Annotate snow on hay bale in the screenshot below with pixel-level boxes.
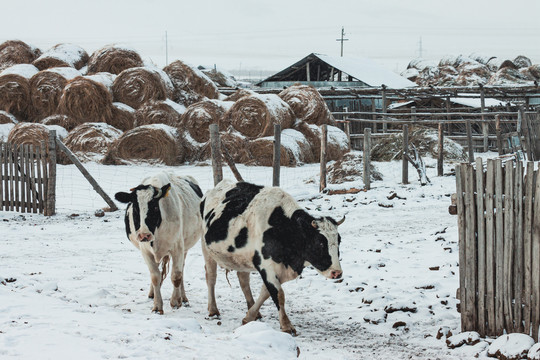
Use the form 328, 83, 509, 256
58, 76, 113, 124
370, 128, 468, 162
29, 67, 81, 121
221, 94, 295, 138
0, 40, 42, 72
455, 63, 491, 86
0, 64, 39, 120
278, 84, 335, 126
112, 66, 172, 109
220, 130, 251, 164
84, 72, 116, 92
103, 124, 185, 165
513, 55, 532, 69
488, 67, 534, 86
109, 102, 135, 132
163, 60, 219, 104
527, 64, 540, 79
200, 66, 238, 88
32, 43, 89, 71
134, 99, 185, 127
7, 123, 67, 151
87, 44, 143, 75
0, 123, 15, 142
0, 110, 18, 124
247, 136, 296, 167
223, 88, 256, 102
293, 122, 349, 162
40, 114, 80, 131
63, 123, 122, 162
180, 99, 233, 143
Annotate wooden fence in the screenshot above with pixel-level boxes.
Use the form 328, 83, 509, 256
0, 140, 55, 215
456, 158, 540, 339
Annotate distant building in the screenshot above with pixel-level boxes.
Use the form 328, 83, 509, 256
257, 53, 415, 89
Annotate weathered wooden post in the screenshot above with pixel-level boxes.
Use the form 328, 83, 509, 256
446, 96, 452, 135
45, 130, 56, 216
481, 87, 489, 152
496, 115, 503, 156
411, 106, 417, 122
438, 123, 444, 176
363, 128, 371, 190
319, 124, 328, 192
402, 125, 409, 184
209, 124, 223, 186
466, 120, 474, 163
381, 86, 388, 133
371, 98, 377, 133
273, 124, 281, 187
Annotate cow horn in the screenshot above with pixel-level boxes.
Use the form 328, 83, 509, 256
311, 220, 318, 229
336, 216, 346, 226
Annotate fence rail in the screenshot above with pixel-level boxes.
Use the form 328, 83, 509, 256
456, 158, 540, 339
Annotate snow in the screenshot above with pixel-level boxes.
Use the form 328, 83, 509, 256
45, 67, 81, 80
529, 343, 540, 360
0, 151, 525, 359
113, 102, 135, 113
0, 123, 15, 141
35, 43, 87, 67
84, 72, 116, 91
0, 64, 39, 79
164, 98, 186, 115
487, 333, 535, 359
43, 124, 68, 139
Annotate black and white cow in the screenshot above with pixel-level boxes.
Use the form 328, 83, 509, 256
115, 172, 203, 314
200, 179, 344, 335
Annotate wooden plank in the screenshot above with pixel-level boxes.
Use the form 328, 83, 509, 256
320, 124, 328, 192
20, 145, 27, 213
45, 131, 57, 216
402, 125, 408, 185
524, 162, 534, 335
371, 98, 377, 133
25, 144, 32, 213
455, 164, 467, 331
36, 144, 44, 214
209, 124, 223, 186
13, 145, 19, 212
464, 163, 477, 331
466, 120, 474, 163
29, 145, 37, 213
272, 124, 281, 187
8, 142, 14, 211
481, 89, 488, 152
485, 159, 496, 335
496, 115, 503, 156
363, 128, 371, 190
3, 142, 8, 211
476, 158, 486, 335
40, 141, 48, 215
514, 161, 524, 332
0, 143, 3, 210
381, 88, 387, 133
495, 159, 505, 334
504, 162, 515, 332
532, 167, 540, 341
438, 123, 444, 176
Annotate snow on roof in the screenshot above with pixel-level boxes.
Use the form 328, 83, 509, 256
0, 64, 39, 78
388, 96, 508, 110
314, 53, 416, 88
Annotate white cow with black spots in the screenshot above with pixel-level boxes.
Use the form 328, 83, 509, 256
115, 172, 203, 314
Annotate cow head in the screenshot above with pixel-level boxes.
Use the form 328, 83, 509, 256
115, 183, 171, 243
301, 215, 345, 280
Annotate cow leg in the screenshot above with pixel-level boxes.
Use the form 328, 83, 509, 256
202, 243, 220, 317
170, 249, 185, 309
258, 268, 296, 336
243, 284, 269, 325
141, 251, 164, 314
237, 272, 262, 319
148, 285, 154, 299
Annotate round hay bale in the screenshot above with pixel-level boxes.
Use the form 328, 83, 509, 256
513, 55, 532, 69
528, 65, 540, 79
134, 99, 185, 127
498, 59, 518, 70
220, 130, 251, 164
103, 124, 185, 165
84, 73, 116, 92
0, 40, 42, 71
455, 63, 491, 86
163, 60, 220, 102
281, 128, 315, 164
87, 45, 144, 75
29, 67, 81, 121
488, 67, 534, 85
221, 94, 295, 138
180, 99, 233, 143
247, 137, 295, 167
0, 110, 18, 124
63, 123, 122, 162
32, 43, 89, 71
200, 67, 238, 87
110, 102, 135, 132
0, 64, 39, 120
112, 67, 171, 109
279, 84, 335, 126
58, 76, 113, 124
224, 88, 256, 102
7, 123, 67, 150
294, 122, 348, 162
40, 114, 80, 131
400, 68, 419, 82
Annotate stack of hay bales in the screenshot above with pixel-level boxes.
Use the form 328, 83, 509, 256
32, 43, 88, 71
87, 45, 143, 75
62, 123, 122, 162
0, 64, 39, 120
0, 40, 42, 72
164, 60, 219, 105
199, 66, 238, 87
279, 84, 335, 126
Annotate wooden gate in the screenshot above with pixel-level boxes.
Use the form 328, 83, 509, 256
0, 140, 55, 215
456, 158, 540, 339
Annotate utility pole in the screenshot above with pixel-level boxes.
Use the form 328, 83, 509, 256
417, 36, 423, 58
336, 26, 349, 57
165, 31, 169, 66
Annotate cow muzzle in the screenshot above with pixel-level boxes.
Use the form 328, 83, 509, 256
137, 232, 152, 242
330, 270, 342, 279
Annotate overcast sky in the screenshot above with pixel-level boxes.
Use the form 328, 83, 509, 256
2, 0, 539, 76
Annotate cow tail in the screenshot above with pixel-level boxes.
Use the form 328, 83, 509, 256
225, 269, 232, 287
161, 255, 170, 284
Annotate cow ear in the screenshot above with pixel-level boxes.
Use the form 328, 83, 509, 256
115, 192, 133, 203
311, 220, 319, 229
157, 183, 171, 200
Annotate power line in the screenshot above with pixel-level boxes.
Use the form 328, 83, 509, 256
336, 26, 349, 57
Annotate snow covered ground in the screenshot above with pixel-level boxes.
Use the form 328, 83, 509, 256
0, 154, 497, 359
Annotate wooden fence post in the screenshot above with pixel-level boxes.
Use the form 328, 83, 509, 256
402, 125, 408, 185
273, 124, 281, 187
496, 115, 503, 156
209, 124, 223, 186
371, 98, 377, 133
476, 158, 486, 336
532, 165, 540, 341
466, 120, 474, 163
363, 128, 371, 190
319, 124, 327, 192
381, 86, 388, 133
45, 130, 56, 216
485, 159, 496, 335
438, 123, 444, 176
481, 88, 489, 152
495, 159, 504, 334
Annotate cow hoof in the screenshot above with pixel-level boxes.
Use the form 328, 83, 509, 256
255, 312, 263, 320
152, 309, 164, 315
170, 299, 182, 309
282, 327, 297, 337
206, 314, 221, 320
182, 300, 190, 307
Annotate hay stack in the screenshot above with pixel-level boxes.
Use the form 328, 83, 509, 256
58, 76, 113, 124
32, 43, 89, 71
200, 67, 238, 87
279, 84, 335, 126
0, 110, 18, 124
163, 60, 219, 104
134, 99, 185, 127
29, 67, 81, 121
294, 122, 348, 162
488, 68, 534, 85
103, 124, 185, 165
327, 152, 382, 184
221, 94, 295, 138
528, 65, 540, 79
0, 40, 42, 71
109, 102, 135, 131
514, 55, 532, 69
220, 130, 251, 164
40, 114, 81, 131
0, 64, 39, 120
281, 128, 314, 164
455, 63, 491, 86
247, 137, 295, 167
87, 45, 144, 75
63, 123, 122, 162
180, 99, 233, 143
7, 123, 67, 149
84, 73, 116, 92
224, 88, 256, 102
112, 67, 171, 109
